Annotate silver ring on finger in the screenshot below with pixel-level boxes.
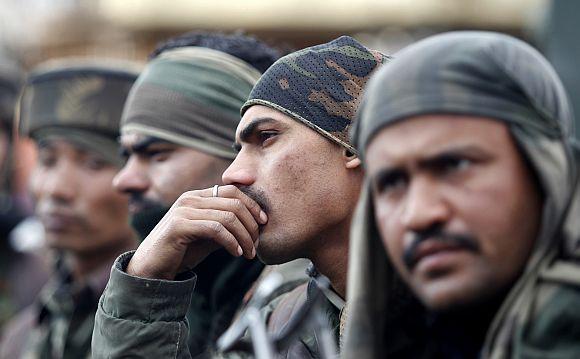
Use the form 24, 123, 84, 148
212, 184, 220, 198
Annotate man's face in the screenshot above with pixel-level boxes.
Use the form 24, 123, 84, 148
114, 133, 230, 214
366, 115, 542, 312
223, 105, 359, 264
31, 139, 134, 254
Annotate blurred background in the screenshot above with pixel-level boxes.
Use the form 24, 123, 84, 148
0, 0, 577, 236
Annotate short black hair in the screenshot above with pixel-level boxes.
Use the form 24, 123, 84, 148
149, 31, 281, 73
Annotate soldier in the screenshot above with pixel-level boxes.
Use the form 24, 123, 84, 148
343, 31, 580, 358
93, 36, 387, 358
0, 51, 48, 335
91, 33, 289, 358
0, 59, 140, 358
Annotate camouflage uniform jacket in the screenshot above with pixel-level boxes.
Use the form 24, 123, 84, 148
0, 259, 110, 359
92, 252, 334, 358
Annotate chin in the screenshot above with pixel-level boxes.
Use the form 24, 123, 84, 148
255, 236, 301, 265
415, 279, 485, 313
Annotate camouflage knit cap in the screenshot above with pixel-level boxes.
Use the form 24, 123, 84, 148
241, 36, 388, 154
121, 47, 262, 160
18, 58, 141, 166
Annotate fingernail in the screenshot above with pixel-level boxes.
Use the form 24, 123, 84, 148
251, 246, 256, 258
237, 246, 243, 256
254, 238, 260, 249
259, 210, 268, 224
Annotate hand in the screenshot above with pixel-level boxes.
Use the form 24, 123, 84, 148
127, 185, 268, 280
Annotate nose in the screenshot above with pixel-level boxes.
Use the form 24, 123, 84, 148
221, 152, 256, 186
36, 162, 77, 204
112, 157, 150, 195
401, 177, 450, 232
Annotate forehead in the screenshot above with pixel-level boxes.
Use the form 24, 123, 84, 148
366, 115, 511, 163
37, 137, 89, 153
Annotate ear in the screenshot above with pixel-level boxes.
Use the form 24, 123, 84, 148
344, 148, 362, 169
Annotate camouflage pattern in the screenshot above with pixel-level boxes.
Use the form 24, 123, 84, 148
344, 31, 580, 358
0, 260, 111, 359
92, 252, 309, 359
18, 58, 141, 165
121, 47, 262, 160
241, 36, 388, 154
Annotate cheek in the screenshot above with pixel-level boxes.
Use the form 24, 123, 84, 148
82, 172, 130, 226
374, 199, 407, 273
29, 168, 44, 200
445, 173, 538, 267
266, 148, 312, 198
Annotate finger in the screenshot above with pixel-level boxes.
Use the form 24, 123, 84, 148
184, 197, 259, 241
190, 185, 267, 224
185, 219, 243, 258
180, 208, 255, 258
216, 185, 267, 224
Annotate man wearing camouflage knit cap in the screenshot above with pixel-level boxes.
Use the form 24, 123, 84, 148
95, 35, 387, 358
0, 59, 140, 358
344, 31, 580, 358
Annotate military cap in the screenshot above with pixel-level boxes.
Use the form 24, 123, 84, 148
18, 58, 141, 165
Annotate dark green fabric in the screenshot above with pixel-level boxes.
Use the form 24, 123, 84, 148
93, 251, 266, 358
352, 31, 572, 158
242, 36, 388, 154
18, 59, 140, 165
2, 260, 110, 359
345, 31, 580, 359
0, 53, 21, 127
121, 47, 261, 159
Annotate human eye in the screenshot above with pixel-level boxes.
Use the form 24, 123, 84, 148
258, 130, 278, 147
84, 156, 109, 171
37, 150, 56, 168
374, 170, 408, 195
143, 148, 173, 162
433, 155, 473, 176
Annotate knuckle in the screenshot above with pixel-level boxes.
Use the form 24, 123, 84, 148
208, 221, 223, 235
222, 211, 237, 225
231, 199, 244, 212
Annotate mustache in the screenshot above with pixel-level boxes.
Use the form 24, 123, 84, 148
403, 226, 479, 271
238, 185, 271, 214
128, 193, 165, 213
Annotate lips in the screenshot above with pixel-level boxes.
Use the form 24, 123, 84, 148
39, 212, 80, 232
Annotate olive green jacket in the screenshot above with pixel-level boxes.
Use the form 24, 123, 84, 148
92, 252, 324, 358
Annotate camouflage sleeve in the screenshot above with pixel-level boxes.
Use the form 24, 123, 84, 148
92, 251, 196, 359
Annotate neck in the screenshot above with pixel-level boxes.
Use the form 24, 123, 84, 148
428, 292, 507, 355
308, 216, 351, 299
68, 236, 136, 283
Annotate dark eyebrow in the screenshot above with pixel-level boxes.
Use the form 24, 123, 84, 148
372, 166, 406, 188
119, 136, 169, 157
416, 146, 488, 171
233, 117, 279, 152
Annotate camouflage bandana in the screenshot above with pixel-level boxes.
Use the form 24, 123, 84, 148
345, 31, 580, 359
18, 58, 141, 166
353, 31, 573, 158
122, 47, 262, 160
241, 36, 388, 154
